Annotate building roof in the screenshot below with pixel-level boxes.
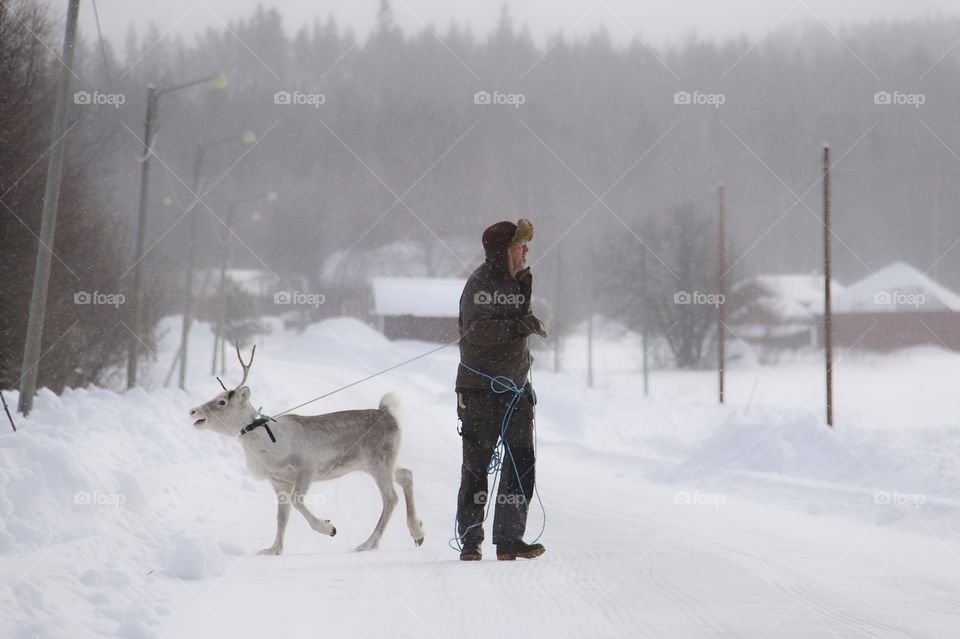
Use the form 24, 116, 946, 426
734, 274, 844, 321
321, 240, 477, 286
371, 277, 466, 318
832, 261, 960, 313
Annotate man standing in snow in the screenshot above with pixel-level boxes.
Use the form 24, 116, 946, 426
455, 218, 547, 561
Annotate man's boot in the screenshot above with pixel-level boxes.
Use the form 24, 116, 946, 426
460, 539, 482, 561
496, 540, 545, 560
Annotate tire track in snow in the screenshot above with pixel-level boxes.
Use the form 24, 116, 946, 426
645, 547, 742, 637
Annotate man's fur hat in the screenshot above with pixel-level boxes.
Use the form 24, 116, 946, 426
482, 218, 534, 251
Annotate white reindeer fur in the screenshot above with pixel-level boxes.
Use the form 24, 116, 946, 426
189, 379, 424, 554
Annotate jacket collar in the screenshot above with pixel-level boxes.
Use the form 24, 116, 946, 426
484, 246, 512, 279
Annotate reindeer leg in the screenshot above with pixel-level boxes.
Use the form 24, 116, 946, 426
291, 474, 336, 537
258, 480, 292, 555
394, 467, 425, 547
356, 469, 398, 551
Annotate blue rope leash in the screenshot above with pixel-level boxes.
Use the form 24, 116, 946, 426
450, 363, 546, 551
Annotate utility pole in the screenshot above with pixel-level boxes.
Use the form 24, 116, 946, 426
640, 242, 649, 397
126, 73, 224, 389
18, 0, 81, 415
212, 200, 237, 376
718, 183, 726, 405
587, 242, 595, 388
823, 145, 834, 428
126, 85, 158, 389
177, 145, 206, 389
553, 244, 563, 373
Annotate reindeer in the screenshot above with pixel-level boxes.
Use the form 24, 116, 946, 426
188, 344, 425, 554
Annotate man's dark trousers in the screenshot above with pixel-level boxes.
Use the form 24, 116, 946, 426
456, 385, 536, 546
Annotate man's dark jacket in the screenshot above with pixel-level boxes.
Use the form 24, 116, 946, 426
456, 248, 534, 390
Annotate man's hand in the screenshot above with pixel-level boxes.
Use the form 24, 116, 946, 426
518, 313, 547, 338
515, 267, 533, 298
515, 266, 532, 286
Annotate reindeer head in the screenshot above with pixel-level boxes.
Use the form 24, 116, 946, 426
189, 343, 258, 436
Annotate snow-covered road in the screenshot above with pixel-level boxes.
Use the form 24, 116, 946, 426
158, 440, 957, 638
2, 317, 958, 638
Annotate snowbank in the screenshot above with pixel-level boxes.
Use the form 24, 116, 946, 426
0, 383, 241, 637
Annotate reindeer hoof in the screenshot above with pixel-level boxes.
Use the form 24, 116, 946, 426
330, 526, 337, 537
414, 537, 424, 547
355, 542, 378, 552
257, 546, 282, 556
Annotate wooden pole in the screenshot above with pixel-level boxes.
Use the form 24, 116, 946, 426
587, 243, 595, 388
212, 200, 236, 376
823, 146, 834, 428
640, 243, 649, 397
127, 85, 158, 389
178, 145, 206, 389
553, 244, 563, 373
18, 0, 81, 414
718, 183, 726, 404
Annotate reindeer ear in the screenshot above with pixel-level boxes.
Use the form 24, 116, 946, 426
237, 386, 251, 402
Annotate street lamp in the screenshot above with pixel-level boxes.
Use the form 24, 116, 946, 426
126, 73, 226, 389
177, 131, 256, 390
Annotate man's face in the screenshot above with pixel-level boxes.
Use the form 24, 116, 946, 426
508, 243, 529, 274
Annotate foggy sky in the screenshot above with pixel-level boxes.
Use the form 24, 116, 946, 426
76, 0, 959, 54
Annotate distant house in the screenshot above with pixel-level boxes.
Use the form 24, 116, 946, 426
827, 262, 960, 351
319, 239, 477, 318
371, 277, 465, 342
730, 274, 844, 351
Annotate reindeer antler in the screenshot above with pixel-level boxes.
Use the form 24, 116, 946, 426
234, 341, 256, 389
